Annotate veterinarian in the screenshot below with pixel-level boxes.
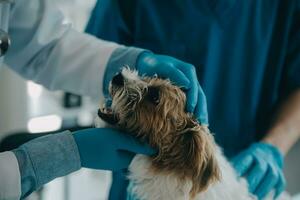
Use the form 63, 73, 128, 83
0, 0, 207, 199
87, 1, 300, 199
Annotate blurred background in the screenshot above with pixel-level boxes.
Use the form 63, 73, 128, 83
0, 0, 299, 200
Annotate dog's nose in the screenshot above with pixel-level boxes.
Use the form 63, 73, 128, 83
112, 73, 124, 86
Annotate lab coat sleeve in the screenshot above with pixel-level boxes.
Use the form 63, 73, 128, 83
4, 0, 121, 99
12, 131, 81, 199
0, 151, 21, 200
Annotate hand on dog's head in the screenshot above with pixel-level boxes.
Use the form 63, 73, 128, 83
98, 68, 221, 196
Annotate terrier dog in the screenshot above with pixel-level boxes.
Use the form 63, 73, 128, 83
96, 68, 289, 200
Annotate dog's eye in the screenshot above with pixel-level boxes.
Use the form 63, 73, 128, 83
146, 86, 160, 105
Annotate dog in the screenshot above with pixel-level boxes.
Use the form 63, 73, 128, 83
96, 68, 290, 200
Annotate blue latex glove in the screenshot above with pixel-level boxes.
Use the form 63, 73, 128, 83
231, 142, 286, 199
136, 52, 208, 124
73, 128, 155, 171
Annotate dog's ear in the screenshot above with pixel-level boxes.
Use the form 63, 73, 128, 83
182, 119, 221, 197
97, 108, 119, 125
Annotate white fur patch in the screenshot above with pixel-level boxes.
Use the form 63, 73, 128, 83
128, 148, 290, 200
121, 67, 140, 82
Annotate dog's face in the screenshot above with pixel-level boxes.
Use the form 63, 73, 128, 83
99, 68, 187, 143
98, 68, 220, 196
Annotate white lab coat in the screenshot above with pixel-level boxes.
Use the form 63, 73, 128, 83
0, 0, 121, 199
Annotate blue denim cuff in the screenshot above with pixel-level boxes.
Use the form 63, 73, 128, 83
13, 131, 81, 198
103, 47, 148, 99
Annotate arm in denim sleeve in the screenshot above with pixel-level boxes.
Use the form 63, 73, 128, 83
12, 131, 81, 199
103, 47, 149, 98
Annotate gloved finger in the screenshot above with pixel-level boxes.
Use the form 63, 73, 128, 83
174, 61, 199, 113
274, 171, 286, 199
182, 67, 198, 113
194, 83, 208, 124
254, 165, 278, 199
231, 153, 254, 177
142, 64, 191, 89
245, 158, 268, 193
118, 134, 157, 156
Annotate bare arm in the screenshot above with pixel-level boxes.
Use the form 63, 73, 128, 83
263, 89, 300, 155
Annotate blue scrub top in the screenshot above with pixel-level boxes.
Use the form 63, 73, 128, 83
86, 1, 300, 198
87, 0, 300, 156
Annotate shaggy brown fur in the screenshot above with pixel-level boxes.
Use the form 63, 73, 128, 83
98, 69, 221, 198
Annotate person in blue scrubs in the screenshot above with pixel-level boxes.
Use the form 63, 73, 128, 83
86, 1, 300, 199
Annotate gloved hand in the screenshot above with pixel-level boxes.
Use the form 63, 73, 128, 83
231, 142, 286, 199
136, 52, 208, 124
73, 128, 155, 171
